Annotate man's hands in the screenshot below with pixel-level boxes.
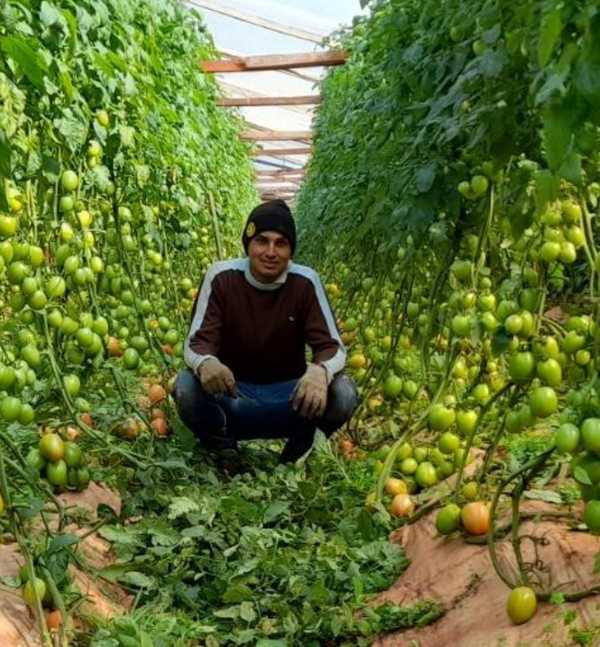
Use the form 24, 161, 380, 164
292, 363, 328, 419
198, 359, 328, 416
198, 358, 237, 397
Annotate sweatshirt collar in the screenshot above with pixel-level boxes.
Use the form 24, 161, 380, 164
244, 258, 290, 291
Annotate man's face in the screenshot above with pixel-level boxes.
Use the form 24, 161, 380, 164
248, 230, 292, 283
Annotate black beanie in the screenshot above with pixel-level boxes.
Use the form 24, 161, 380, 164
242, 200, 296, 255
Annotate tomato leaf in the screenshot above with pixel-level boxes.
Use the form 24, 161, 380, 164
0, 131, 11, 177
40, 2, 62, 27
0, 35, 48, 90
542, 103, 575, 171
0, 131, 9, 212
478, 50, 506, 78
222, 584, 253, 604
213, 606, 241, 620
15, 497, 45, 520
47, 533, 79, 551
41, 156, 60, 182
167, 496, 199, 520
538, 10, 563, 68
239, 601, 257, 623
573, 14, 600, 106
415, 164, 436, 194
573, 465, 592, 486
533, 170, 560, 213
558, 151, 583, 185
54, 107, 89, 151
491, 330, 512, 356
119, 571, 155, 589
523, 489, 562, 505
263, 500, 289, 524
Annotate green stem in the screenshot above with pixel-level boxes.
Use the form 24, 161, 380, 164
0, 454, 51, 646
487, 448, 555, 592
454, 382, 513, 496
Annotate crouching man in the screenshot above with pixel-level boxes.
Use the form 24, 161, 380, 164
173, 199, 358, 465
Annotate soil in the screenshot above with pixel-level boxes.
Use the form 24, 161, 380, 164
373, 499, 600, 647
0, 482, 131, 646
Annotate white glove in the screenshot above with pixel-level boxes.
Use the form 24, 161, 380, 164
292, 363, 328, 419
198, 358, 237, 397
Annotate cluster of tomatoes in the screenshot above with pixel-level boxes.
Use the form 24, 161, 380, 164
115, 381, 171, 440
19, 566, 64, 632
26, 432, 90, 492
0, 121, 205, 438
555, 416, 600, 533
324, 170, 600, 628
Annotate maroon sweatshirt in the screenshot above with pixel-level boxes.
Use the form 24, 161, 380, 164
184, 258, 346, 384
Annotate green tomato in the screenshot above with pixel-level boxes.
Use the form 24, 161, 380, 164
504, 314, 523, 335
122, 348, 140, 370
26, 448, 46, 471
554, 423, 580, 454
438, 432, 460, 454
429, 404, 455, 431
22, 577, 47, 607
456, 409, 478, 436
0, 396, 22, 421
508, 352, 536, 383
536, 358, 562, 387
46, 459, 68, 488
63, 441, 82, 468
63, 374, 81, 397
415, 461, 438, 488
436, 503, 462, 535
0, 215, 17, 238
529, 387, 558, 419
470, 175, 489, 195
61, 170, 79, 192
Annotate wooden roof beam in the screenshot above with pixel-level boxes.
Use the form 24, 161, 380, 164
259, 178, 300, 184
218, 95, 321, 107
241, 130, 313, 141
201, 51, 348, 73
254, 160, 303, 171
219, 49, 321, 84
261, 194, 297, 201
255, 170, 305, 177
218, 82, 318, 114
253, 150, 312, 159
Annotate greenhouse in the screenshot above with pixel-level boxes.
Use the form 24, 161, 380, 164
0, 0, 600, 645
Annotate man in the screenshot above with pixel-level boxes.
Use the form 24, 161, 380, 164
174, 199, 358, 466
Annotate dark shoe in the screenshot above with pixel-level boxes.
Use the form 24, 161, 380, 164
215, 448, 245, 476
199, 430, 238, 452
279, 432, 315, 464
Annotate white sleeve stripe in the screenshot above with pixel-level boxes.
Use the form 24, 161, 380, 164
183, 259, 246, 372
289, 263, 347, 376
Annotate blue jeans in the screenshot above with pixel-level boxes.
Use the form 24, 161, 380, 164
174, 369, 358, 460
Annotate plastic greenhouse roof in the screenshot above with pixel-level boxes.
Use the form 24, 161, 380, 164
186, 0, 366, 189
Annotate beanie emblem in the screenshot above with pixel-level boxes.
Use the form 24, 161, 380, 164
245, 222, 256, 238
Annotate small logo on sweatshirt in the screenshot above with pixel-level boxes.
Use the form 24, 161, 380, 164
289, 316, 295, 322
